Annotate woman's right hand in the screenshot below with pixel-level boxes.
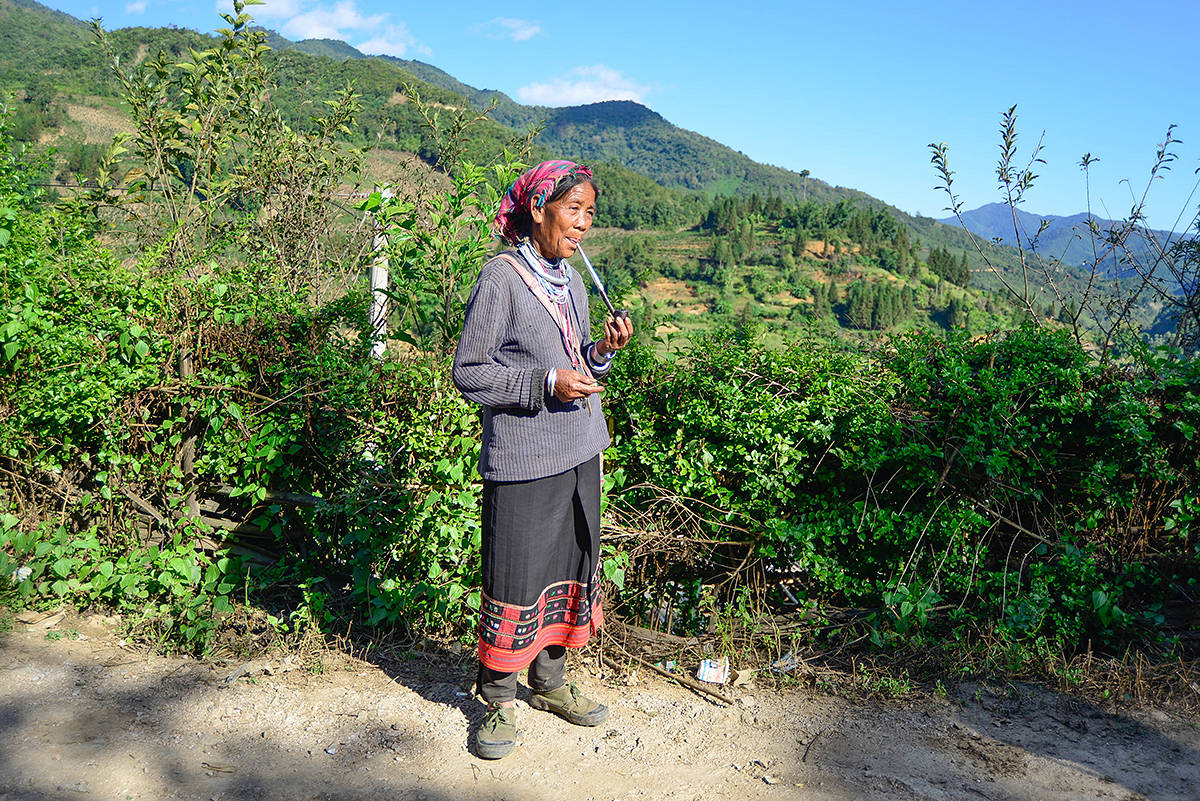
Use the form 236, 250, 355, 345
553, 369, 604, 402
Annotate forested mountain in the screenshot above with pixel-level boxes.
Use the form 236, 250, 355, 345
0, 0, 943, 222
258, 20, 866, 204
0, 0, 1151, 341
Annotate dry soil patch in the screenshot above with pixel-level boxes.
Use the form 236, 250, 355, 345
1, 612, 1197, 801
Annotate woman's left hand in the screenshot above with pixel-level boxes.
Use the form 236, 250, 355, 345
596, 314, 633, 357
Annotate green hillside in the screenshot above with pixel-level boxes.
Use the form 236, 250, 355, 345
0, 0, 1133, 342
0, 0, 95, 87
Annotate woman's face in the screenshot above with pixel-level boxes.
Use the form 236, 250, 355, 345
530, 182, 596, 261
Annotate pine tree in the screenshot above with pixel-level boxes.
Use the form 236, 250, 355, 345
871, 285, 887, 329
845, 281, 873, 328
947, 296, 968, 328
812, 284, 831, 318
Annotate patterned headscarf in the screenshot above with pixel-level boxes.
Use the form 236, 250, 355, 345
493, 160, 594, 245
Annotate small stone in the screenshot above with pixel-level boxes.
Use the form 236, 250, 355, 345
325, 746, 338, 755
55, 782, 90, 794
739, 696, 756, 708
763, 775, 779, 785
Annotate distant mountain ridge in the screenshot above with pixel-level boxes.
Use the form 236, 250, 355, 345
938, 202, 1187, 271
1, 0, 908, 212
0, 0, 1115, 299
5, 0, 1175, 335
257, 28, 867, 205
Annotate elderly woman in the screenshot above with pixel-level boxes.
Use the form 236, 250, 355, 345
452, 160, 633, 759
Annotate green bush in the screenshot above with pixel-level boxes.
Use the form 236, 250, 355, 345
606, 323, 1200, 652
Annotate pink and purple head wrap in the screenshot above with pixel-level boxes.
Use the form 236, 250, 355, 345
493, 160, 594, 245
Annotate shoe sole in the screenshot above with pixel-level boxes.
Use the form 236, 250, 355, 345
529, 695, 609, 727
475, 737, 516, 760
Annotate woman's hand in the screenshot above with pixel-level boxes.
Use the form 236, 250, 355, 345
554, 369, 604, 402
595, 314, 634, 358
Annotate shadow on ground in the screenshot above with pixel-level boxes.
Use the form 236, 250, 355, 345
0, 624, 538, 801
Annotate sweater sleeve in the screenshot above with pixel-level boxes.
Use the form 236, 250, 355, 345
452, 273, 548, 411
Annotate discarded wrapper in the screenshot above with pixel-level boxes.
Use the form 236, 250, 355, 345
695, 656, 730, 684
730, 668, 755, 687
653, 660, 677, 674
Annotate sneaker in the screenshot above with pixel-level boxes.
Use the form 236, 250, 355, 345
529, 683, 609, 727
475, 706, 517, 759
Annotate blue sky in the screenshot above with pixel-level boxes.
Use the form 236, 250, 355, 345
49, 0, 1200, 231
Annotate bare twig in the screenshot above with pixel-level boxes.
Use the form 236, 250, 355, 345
602, 650, 734, 705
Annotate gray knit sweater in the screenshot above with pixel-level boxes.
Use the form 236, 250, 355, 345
452, 250, 612, 482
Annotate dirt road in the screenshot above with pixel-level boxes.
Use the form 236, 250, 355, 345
1, 611, 1196, 800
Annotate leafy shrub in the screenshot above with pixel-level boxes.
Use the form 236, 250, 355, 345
0, 516, 240, 648
606, 323, 1200, 653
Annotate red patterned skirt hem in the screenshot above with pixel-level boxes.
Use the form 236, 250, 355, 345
478, 578, 604, 673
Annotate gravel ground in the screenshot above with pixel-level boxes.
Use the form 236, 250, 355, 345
1, 610, 1197, 801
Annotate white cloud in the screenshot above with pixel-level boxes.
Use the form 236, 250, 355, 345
215, 0, 304, 21
256, 0, 306, 19
281, 1, 385, 40
517, 65, 649, 107
124, 0, 147, 13
489, 17, 542, 42
357, 23, 430, 58
213, 1, 429, 55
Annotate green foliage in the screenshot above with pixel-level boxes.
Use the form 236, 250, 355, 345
0, 7, 369, 651
838, 280, 912, 330
607, 324, 1200, 653
1, 8, 504, 648
92, 4, 365, 288
927, 245, 970, 287
0, 519, 241, 649
323, 357, 483, 630
0, 169, 247, 650
362, 114, 524, 352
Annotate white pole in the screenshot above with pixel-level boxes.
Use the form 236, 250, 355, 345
369, 187, 393, 360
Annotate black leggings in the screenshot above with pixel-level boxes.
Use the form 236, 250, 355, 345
477, 645, 566, 704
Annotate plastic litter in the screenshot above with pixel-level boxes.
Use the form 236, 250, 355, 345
695, 656, 730, 684
768, 652, 799, 675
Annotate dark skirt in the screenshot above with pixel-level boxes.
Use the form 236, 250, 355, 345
478, 455, 603, 673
